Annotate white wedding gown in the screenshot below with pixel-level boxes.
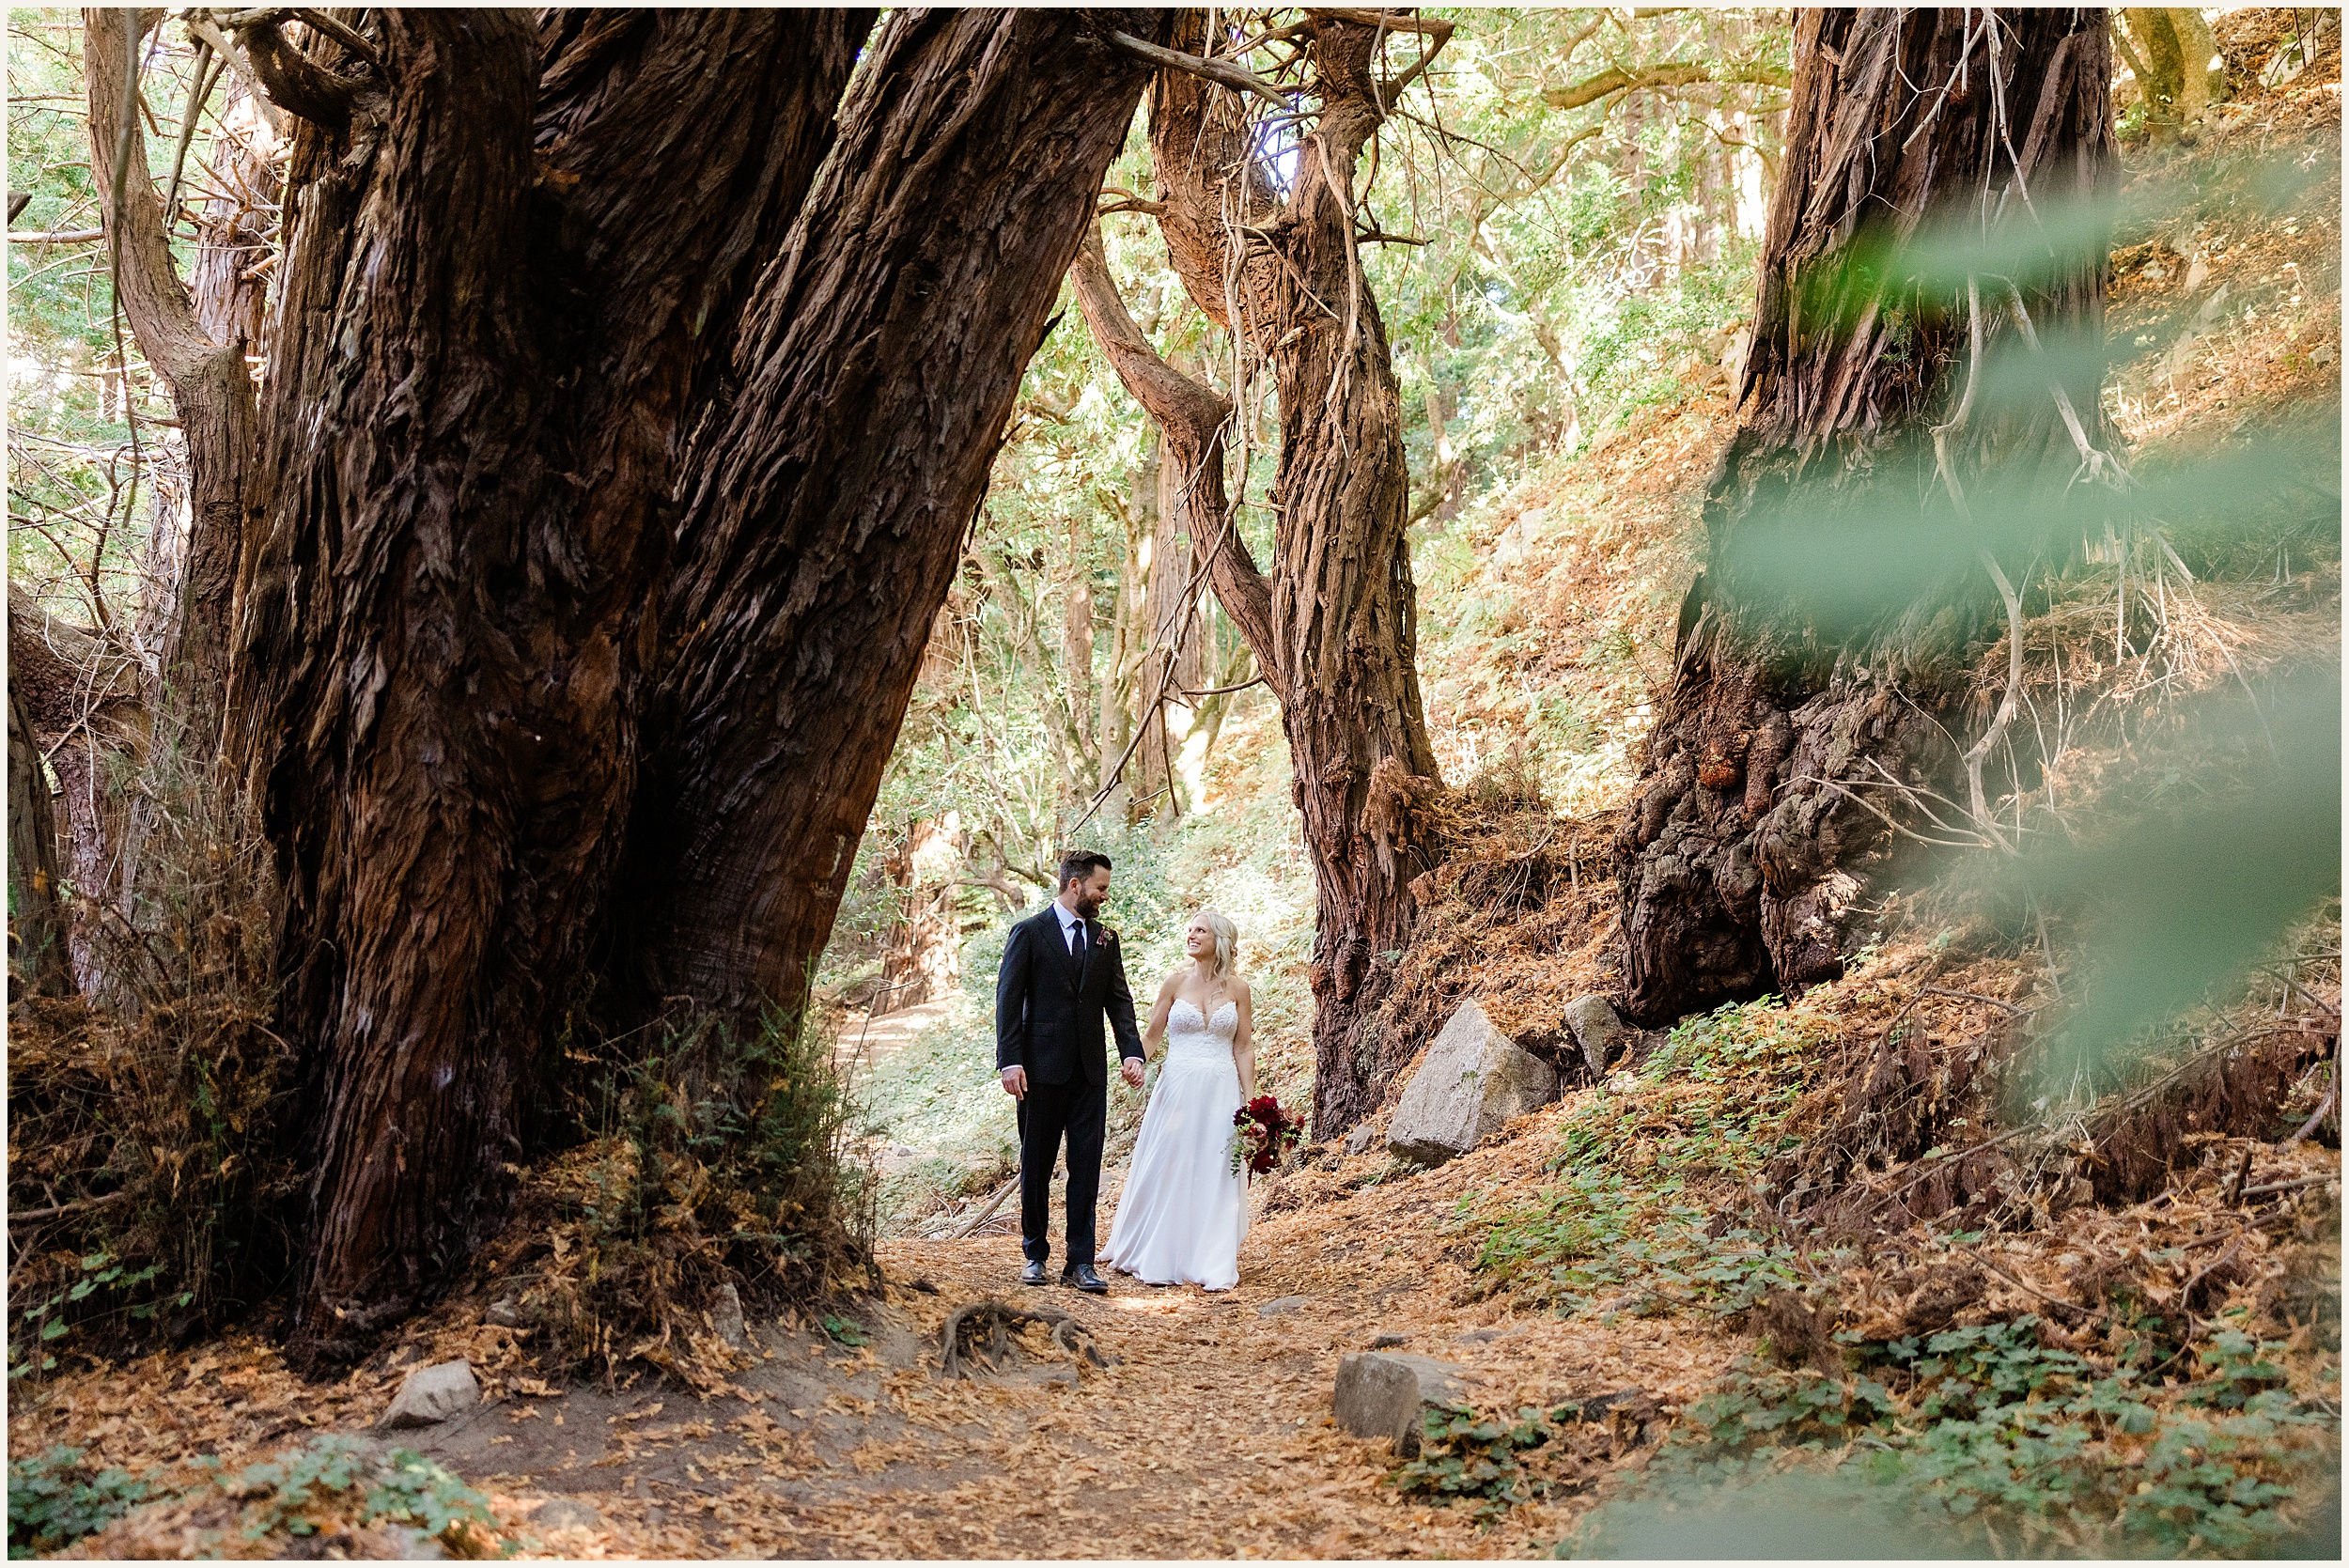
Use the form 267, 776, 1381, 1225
1100, 997, 1249, 1291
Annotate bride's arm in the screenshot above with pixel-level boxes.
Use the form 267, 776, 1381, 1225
1233, 981, 1257, 1099
1140, 973, 1178, 1063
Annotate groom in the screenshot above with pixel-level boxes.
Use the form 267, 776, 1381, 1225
995, 851, 1145, 1292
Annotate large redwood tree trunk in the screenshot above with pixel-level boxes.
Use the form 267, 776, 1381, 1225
1078, 13, 1445, 1136
606, 9, 1172, 1037
224, 9, 869, 1358
186, 7, 1174, 1358
1615, 8, 2115, 1024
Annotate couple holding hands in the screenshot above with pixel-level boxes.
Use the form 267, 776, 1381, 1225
993, 852, 1254, 1293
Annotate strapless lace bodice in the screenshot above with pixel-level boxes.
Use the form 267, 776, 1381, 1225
1164, 996, 1238, 1069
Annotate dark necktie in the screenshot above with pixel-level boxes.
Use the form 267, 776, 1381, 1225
1072, 919, 1088, 958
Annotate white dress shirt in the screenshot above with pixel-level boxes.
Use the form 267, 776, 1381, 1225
1052, 899, 1088, 956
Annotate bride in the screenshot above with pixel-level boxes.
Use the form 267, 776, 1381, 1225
1099, 908, 1254, 1291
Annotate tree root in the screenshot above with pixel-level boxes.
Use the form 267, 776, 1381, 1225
938, 1297, 1108, 1380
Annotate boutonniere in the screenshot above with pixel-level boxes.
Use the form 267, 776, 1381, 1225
1099, 929, 1118, 945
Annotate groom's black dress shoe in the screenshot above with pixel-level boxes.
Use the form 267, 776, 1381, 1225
1020, 1260, 1049, 1287
1062, 1263, 1109, 1295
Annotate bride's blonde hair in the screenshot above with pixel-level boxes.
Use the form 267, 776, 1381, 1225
1194, 908, 1239, 977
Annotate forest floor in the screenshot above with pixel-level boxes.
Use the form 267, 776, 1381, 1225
9, 37, 2344, 1564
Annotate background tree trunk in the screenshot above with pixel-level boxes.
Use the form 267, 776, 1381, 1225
83, 8, 263, 752
606, 8, 1174, 1042
9, 585, 144, 987
1614, 8, 2116, 1025
8, 682, 75, 998
221, 8, 870, 1359
1081, 12, 1446, 1136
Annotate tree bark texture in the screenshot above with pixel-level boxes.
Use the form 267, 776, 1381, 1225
1082, 12, 1444, 1135
84, 8, 264, 747
607, 8, 1173, 1036
1615, 8, 2115, 1026
223, 8, 870, 1358
8, 679, 75, 998
9, 585, 146, 986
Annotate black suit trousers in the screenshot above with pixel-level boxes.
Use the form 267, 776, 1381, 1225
1017, 1075, 1106, 1267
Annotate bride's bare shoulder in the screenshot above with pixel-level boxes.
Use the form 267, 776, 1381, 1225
1156, 970, 1185, 998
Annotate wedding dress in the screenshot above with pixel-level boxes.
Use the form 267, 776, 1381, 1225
1100, 997, 1248, 1290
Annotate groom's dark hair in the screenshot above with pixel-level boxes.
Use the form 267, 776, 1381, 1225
1056, 851, 1112, 890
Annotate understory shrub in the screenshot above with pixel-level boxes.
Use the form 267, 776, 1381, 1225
7, 726, 291, 1382
490, 1002, 876, 1389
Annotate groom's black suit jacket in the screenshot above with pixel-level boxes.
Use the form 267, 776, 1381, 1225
995, 906, 1145, 1087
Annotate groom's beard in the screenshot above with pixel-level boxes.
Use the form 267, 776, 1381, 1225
1075, 893, 1104, 919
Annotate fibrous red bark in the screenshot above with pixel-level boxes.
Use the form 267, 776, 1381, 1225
1616, 8, 2116, 1025
1078, 13, 1445, 1135
83, 8, 262, 747
608, 8, 1174, 1037
225, 9, 871, 1358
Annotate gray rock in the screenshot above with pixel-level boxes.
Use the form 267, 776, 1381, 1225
1385, 1000, 1559, 1167
380, 1359, 479, 1429
1562, 994, 1628, 1079
1333, 1352, 1470, 1457
1257, 1296, 1309, 1318
1344, 1123, 1379, 1157
1369, 1332, 1408, 1350
389, 1525, 448, 1560
483, 1295, 524, 1328
712, 1281, 747, 1348
529, 1498, 606, 1533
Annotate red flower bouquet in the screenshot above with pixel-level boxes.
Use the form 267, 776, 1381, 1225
1230, 1094, 1303, 1179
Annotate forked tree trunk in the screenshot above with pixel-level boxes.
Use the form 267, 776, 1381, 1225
225, 9, 869, 1358
84, 9, 261, 748
1615, 8, 2115, 1025
85, 5, 1176, 1358
1077, 11, 1444, 1136
604, 8, 1173, 1042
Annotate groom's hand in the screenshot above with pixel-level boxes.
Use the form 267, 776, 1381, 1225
1000, 1065, 1027, 1100
1120, 1057, 1145, 1089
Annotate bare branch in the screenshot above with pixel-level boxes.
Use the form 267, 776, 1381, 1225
1542, 58, 1790, 112
1108, 30, 1295, 110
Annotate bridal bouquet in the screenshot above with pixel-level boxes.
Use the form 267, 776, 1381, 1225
1230, 1095, 1303, 1179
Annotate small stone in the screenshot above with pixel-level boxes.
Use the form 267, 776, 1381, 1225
1562, 995, 1629, 1079
1369, 1332, 1408, 1350
1386, 1000, 1559, 1167
1333, 1352, 1471, 1457
1257, 1296, 1309, 1318
712, 1281, 747, 1348
2311, 343, 2337, 366
380, 1359, 479, 1429
1343, 1123, 1378, 1157
388, 1525, 448, 1560
529, 1498, 605, 1532
645, 1507, 666, 1529
483, 1295, 524, 1328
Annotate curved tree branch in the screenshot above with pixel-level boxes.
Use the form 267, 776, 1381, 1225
1067, 223, 1280, 690
1541, 58, 1791, 111
235, 15, 364, 132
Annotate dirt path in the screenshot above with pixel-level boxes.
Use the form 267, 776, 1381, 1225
407, 1125, 1729, 1559
839, 998, 957, 1071
16, 1116, 1728, 1560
